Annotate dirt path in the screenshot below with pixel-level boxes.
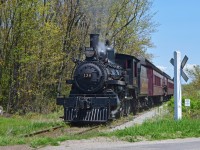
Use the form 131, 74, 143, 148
39, 137, 130, 150
0, 145, 33, 150
108, 105, 167, 131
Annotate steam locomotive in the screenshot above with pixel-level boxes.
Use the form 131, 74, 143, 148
56, 34, 174, 123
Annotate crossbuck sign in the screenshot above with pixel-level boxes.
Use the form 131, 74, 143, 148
170, 51, 189, 120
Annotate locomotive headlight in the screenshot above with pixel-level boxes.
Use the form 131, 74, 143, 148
85, 47, 95, 57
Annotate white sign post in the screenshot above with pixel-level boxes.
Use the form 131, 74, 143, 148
174, 51, 182, 120
0, 106, 3, 116
170, 51, 189, 120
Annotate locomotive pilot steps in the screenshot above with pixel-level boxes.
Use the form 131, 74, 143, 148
56, 34, 174, 123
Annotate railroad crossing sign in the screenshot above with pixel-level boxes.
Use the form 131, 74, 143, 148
170, 51, 189, 120
170, 55, 189, 82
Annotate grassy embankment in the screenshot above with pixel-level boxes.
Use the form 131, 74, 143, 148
30, 110, 200, 147
0, 98, 200, 148
106, 97, 200, 142
107, 97, 200, 142
107, 117, 200, 142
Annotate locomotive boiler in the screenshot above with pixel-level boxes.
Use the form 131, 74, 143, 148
56, 34, 174, 123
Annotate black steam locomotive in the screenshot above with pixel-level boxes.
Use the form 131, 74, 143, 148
57, 34, 174, 123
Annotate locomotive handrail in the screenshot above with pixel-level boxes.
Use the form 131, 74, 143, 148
57, 93, 118, 98
68, 93, 117, 97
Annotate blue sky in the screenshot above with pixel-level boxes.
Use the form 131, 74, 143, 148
147, 0, 200, 83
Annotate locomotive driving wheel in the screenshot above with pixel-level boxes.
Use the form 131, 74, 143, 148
124, 99, 131, 116
132, 98, 139, 115
117, 98, 131, 118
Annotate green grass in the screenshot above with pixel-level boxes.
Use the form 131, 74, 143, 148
30, 117, 200, 147
29, 131, 99, 148
0, 111, 66, 146
30, 135, 78, 148
106, 118, 200, 142
0, 110, 100, 147
168, 97, 200, 119
1, 104, 200, 148
0, 117, 61, 136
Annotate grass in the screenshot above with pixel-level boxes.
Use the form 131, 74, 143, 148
106, 117, 200, 142
0, 111, 66, 146
29, 130, 101, 148
1, 102, 200, 148
30, 135, 80, 148
168, 97, 200, 119
0, 117, 60, 137
0, 109, 104, 148
29, 117, 200, 147
104, 98, 200, 142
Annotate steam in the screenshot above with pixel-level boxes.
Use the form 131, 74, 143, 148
80, 0, 113, 34
97, 42, 107, 55
97, 41, 115, 63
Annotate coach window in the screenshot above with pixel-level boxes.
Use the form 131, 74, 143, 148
127, 59, 131, 69
155, 76, 161, 86
134, 62, 137, 77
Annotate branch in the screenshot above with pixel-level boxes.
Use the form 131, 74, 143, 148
106, 0, 130, 36
111, 0, 139, 38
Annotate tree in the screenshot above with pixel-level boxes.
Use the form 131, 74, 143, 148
0, 0, 91, 113
183, 65, 200, 98
81, 0, 156, 58
0, 0, 157, 113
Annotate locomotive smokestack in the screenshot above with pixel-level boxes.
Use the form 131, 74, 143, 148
90, 34, 99, 50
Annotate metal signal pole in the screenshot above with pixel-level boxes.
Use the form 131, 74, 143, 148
174, 51, 182, 120
170, 51, 188, 120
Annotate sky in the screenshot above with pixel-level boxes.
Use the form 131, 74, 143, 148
147, 0, 200, 83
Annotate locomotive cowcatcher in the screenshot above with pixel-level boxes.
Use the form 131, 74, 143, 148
56, 34, 174, 123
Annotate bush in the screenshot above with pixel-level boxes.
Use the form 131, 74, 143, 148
167, 96, 200, 119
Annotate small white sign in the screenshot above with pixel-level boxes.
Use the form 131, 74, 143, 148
185, 99, 190, 107
0, 106, 3, 115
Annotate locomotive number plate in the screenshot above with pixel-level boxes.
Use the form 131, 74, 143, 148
83, 73, 92, 78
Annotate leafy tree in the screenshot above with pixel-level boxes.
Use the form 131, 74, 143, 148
183, 65, 200, 98
81, 0, 156, 58
0, 0, 157, 113
182, 65, 200, 118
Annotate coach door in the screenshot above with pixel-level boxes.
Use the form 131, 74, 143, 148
147, 68, 153, 96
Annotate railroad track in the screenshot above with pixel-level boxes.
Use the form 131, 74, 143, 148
21, 104, 166, 138
74, 125, 101, 135
22, 125, 65, 137
21, 125, 102, 138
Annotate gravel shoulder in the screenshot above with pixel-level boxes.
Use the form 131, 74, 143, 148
0, 145, 33, 150
108, 105, 167, 132
39, 137, 200, 150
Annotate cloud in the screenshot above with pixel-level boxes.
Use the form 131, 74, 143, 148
184, 64, 197, 71
157, 65, 167, 72
181, 64, 197, 83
